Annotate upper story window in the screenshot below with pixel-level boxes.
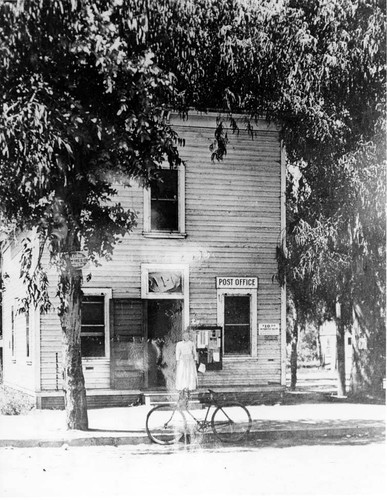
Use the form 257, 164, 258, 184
151, 170, 178, 231
144, 164, 186, 238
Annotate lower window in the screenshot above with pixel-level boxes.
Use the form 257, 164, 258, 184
81, 295, 106, 357
224, 295, 251, 355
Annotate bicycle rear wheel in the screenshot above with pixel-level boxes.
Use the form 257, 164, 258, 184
211, 402, 252, 443
146, 404, 187, 445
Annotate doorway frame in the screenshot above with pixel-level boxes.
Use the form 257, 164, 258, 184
141, 263, 190, 388
141, 263, 189, 328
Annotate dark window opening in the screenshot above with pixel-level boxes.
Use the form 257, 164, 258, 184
11, 306, 15, 357
26, 310, 30, 358
81, 296, 105, 357
224, 295, 251, 355
150, 170, 178, 231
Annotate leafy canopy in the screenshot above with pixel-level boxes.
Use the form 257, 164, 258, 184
0, 0, 182, 309
0, 0, 385, 315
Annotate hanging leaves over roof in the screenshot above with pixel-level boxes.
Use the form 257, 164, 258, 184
0, 0, 182, 260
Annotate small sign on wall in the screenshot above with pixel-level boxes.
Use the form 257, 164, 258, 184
259, 323, 280, 335
69, 252, 88, 269
216, 277, 258, 289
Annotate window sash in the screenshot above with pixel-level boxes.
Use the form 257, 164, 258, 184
150, 170, 178, 231
80, 291, 111, 358
25, 310, 30, 358
217, 289, 258, 358
11, 306, 15, 358
144, 164, 185, 235
224, 295, 251, 355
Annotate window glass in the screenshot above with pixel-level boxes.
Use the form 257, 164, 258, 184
150, 170, 178, 231
11, 306, 15, 357
26, 310, 30, 358
81, 296, 105, 357
224, 295, 250, 355
82, 296, 104, 325
81, 336, 105, 357
148, 271, 182, 294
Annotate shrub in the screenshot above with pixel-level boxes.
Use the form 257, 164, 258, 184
0, 385, 35, 415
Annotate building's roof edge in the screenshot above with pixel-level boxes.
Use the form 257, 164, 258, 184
168, 109, 280, 132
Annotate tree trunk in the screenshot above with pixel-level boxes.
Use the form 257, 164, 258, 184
336, 315, 346, 397
59, 267, 88, 430
290, 319, 299, 390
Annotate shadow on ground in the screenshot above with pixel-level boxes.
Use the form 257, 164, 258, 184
129, 431, 386, 456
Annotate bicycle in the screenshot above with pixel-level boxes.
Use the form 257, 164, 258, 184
145, 389, 252, 445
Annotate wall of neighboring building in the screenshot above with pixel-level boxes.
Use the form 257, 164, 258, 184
1, 235, 39, 393
37, 112, 284, 391
320, 320, 353, 377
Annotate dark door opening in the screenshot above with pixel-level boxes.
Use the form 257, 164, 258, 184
146, 299, 182, 388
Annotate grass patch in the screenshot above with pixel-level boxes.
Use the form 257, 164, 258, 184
0, 362, 34, 414
0, 385, 35, 415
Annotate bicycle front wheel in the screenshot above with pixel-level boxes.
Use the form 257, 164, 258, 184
146, 404, 187, 445
211, 403, 252, 443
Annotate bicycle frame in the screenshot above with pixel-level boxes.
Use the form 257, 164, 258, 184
181, 401, 213, 432
177, 391, 233, 433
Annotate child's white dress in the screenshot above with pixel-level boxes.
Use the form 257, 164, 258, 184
175, 340, 198, 391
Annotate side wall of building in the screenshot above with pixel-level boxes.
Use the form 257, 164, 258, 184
1, 236, 39, 394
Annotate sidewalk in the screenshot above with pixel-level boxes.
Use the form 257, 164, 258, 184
0, 397, 385, 448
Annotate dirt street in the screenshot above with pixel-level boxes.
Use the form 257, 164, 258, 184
0, 439, 385, 498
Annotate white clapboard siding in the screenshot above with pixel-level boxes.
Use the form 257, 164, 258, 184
1, 234, 38, 392
37, 112, 283, 390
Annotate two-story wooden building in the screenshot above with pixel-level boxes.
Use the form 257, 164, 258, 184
1, 111, 286, 408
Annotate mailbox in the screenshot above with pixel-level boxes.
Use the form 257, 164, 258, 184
194, 326, 222, 371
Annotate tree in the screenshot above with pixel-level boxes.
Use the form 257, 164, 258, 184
0, 0, 182, 429
282, 119, 386, 396
153, 0, 385, 397
0, 0, 385, 427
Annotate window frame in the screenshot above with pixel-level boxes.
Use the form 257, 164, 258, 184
81, 288, 112, 360
143, 163, 186, 238
25, 309, 30, 359
11, 305, 15, 360
217, 289, 257, 358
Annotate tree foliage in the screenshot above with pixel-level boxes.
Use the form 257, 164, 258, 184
0, 0, 385, 423
0, 0, 182, 312
282, 115, 386, 394
0, 0, 183, 429
1, 0, 384, 309
146, 0, 385, 161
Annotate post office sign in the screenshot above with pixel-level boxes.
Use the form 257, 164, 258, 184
216, 277, 258, 289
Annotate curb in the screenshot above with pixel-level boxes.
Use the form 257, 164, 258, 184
0, 435, 146, 448
0, 424, 384, 448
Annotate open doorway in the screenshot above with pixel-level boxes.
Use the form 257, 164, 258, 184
146, 299, 182, 388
